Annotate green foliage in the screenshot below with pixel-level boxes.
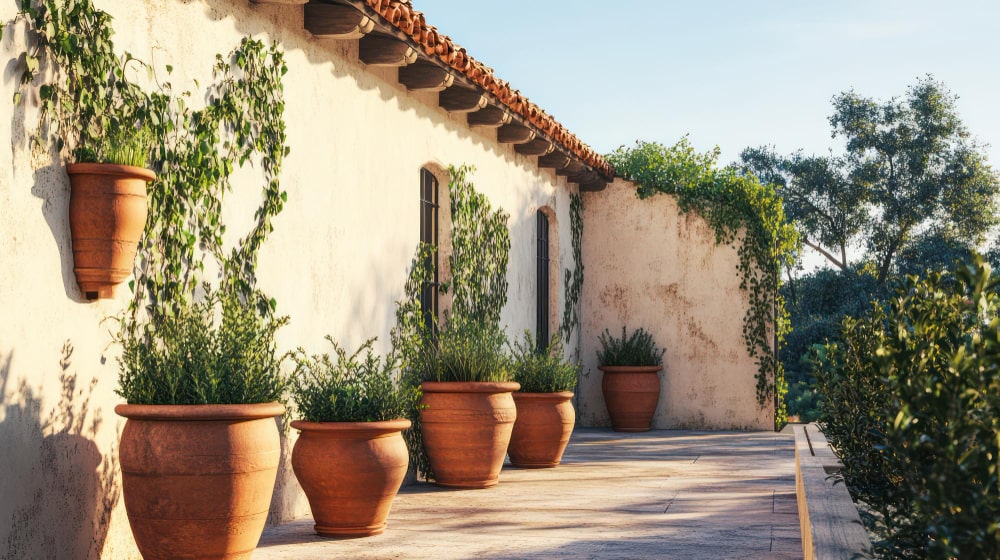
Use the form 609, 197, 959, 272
116, 285, 287, 405
740, 77, 1000, 282
444, 164, 511, 327
815, 256, 1000, 558
288, 337, 418, 423
560, 193, 584, 351
608, 138, 798, 426
596, 326, 665, 367
415, 318, 510, 383
508, 331, 579, 393
76, 123, 152, 167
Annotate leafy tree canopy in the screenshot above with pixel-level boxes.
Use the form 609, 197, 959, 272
740, 76, 999, 283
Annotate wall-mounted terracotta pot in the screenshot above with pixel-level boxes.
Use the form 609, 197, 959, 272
290, 419, 410, 538
67, 163, 154, 300
115, 402, 283, 560
508, 391, 575, 468
599, 366, 662, 432
419, 381, 519, 488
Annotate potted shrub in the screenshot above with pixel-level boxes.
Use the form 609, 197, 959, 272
507, 332, 579, 468
68, 124, 156, 300
416, 318, 519, 488
288, 337, 416, 538
114, 285, 287, 560
597, 326, 666, 432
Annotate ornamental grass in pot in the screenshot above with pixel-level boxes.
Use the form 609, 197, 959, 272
115, 285, 288, 560
416, 318, 519, 489
597, 326, 666, 432
507, 332, 580, 468
288, 337, 417, 538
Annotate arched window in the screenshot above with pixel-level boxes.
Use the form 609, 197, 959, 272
536, 209, 550, 349
420, 168, 439, 330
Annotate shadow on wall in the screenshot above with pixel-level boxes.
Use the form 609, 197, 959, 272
0, 341, 120, 559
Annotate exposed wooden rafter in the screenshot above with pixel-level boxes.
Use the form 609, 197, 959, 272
439, 86, 487, 113
556, 160, 586, 177
359, 32, 418, 66
304, 2, 374, 39
514, 138, 554, 156
537, 152, 571, 170
467, 105, 511, 128
497, 123, 535, 145
578, 177, 608, 192
398, 61, 454, 92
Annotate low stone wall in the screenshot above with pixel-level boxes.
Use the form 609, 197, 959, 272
792, 424, 873, 560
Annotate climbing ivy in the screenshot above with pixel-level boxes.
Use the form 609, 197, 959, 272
10, 0, 289, 323
607, 139, 798, 428
392, 166, 511, 480
559, 193, 584, 354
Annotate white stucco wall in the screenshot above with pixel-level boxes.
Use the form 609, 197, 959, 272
577, 179, 773, 431
0, 1, 581, 557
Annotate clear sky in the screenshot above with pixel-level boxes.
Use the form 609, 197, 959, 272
412, 0, 1000, 167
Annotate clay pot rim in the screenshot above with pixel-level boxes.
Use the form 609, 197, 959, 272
420, 381, 521, 393
598, 365, 663, 374
115, 402, 285, 420
513, 391, 574, 400
290, 418, 412, 433
67, 162, 157, 182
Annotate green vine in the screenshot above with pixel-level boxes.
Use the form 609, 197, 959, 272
607, 139, 798, 428
392, 165, 511, 480
560, 193, 584, 354
10, 0, 289, 322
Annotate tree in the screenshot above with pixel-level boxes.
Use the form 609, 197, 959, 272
740, 76, 1000, 283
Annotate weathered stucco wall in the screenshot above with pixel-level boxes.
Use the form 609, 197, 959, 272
577, 179, 773, 431
0, 1, 581, 557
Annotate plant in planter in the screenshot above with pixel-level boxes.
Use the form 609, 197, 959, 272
507, 332, 580, 468
597, 326, 666, 432
288, 337, 417, 538
115, 284, 288, 560
415, 317, 519, 488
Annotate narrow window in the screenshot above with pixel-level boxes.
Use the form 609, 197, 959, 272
536, 210, 550, 350
420, 168, 439, 331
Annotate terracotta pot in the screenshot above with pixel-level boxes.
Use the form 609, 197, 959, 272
599, 366, 662, 432
115, 403, 283, 560
419, 381, 519, 488
290, 419, 410, 538
508, 391, 575, 468
67, 163, 153, 300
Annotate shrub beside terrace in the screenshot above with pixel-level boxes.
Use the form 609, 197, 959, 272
814, 256, 1000, 559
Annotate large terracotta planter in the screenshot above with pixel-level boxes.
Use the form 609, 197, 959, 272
115, 402, 283, 560
67, 162, 153, 300
600, 366, 662, 432
290, 419, 410, 538
419, 381, 519, 488
508, 391, 575, 468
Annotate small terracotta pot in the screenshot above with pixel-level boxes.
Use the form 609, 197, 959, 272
115, 403, 283, 560
290, 419, 410, 538
599, 366, 662, 432
508, 391, 575, 468
67, 163, 153, 300
419, 381, 519, 488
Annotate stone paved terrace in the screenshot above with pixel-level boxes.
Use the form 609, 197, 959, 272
257, 429, 802, 560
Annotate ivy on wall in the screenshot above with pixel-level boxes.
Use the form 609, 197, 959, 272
559, 193, 584, 354
607, 139, 799, 427
9, 0, 289, 323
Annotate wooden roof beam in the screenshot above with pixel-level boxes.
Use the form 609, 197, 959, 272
467, 105, 511, 128
514, 138, 555, 156
439, 86, 487, 113
497, 123, 535, 145
578, 177, 609, 192
359, 32, 418, 66
537, 152, 571, 170
556, 160, 586, 177
398, 61, 454, 92
304, 2, 374, 39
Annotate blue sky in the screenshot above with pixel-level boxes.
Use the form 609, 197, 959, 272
413, 1, 1000, 166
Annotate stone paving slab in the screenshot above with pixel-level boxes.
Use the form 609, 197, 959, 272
256, 429, 802, 560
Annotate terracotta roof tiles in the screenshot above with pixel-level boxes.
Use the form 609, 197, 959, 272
362, 0, 614, 179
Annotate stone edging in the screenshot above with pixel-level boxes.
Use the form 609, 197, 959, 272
793, 423, 874, 560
